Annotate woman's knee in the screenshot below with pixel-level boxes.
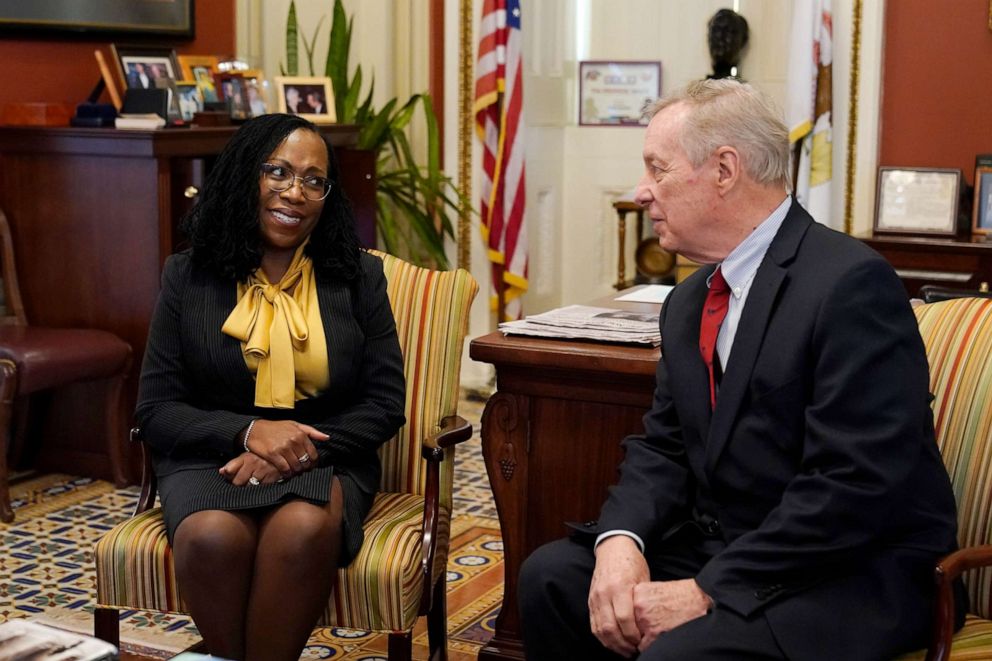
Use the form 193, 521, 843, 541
173, 510, 257, 574
261, 501, 342, 561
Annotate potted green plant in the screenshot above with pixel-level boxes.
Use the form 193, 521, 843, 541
282, 0, 464, 269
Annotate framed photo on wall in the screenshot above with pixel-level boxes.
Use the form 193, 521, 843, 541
973, 166, 992, 235
873, 167, 961, 237
274, 76, 336, 124
579, 61, 661, 126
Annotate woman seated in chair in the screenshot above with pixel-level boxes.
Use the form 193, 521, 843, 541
136, 113, 406, 661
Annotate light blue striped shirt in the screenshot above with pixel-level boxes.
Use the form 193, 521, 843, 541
595, 195, 792, 554
712, 195, 792, 368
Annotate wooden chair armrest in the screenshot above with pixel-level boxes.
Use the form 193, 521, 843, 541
418, 414, 473, 614
129, 426, 158, 516
928, 545, 992, 661
421, 415, 473, 461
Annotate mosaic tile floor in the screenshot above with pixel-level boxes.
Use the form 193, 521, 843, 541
0, 390, 500, 661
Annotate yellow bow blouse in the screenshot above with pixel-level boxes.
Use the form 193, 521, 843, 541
221, 243, 329, 408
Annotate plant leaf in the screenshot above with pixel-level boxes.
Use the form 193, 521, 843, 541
342, 64, 362, 124
326, 0, 351, 120
358, 98, 398, 150
355, 76, 375, 124
300, 14, 326, 76
284, 0, 299, 77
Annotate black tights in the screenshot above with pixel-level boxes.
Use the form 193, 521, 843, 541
172, 478, 345, 661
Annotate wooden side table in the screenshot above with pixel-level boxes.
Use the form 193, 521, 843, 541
470, 291, 661, 661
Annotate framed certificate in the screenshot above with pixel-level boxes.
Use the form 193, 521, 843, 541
579, 61, 661, 127
874, 167, 961, 237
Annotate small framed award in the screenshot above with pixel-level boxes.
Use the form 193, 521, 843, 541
873, 167, 961, 237
579, 61, 661, 126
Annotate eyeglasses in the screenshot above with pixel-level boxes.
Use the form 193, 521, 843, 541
260, 162, 332, 201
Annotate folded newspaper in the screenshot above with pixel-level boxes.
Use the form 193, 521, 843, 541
499, 305, 661, 346
0, 619, 117, 660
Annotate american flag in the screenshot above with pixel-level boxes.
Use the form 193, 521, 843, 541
474, 0, 527, 320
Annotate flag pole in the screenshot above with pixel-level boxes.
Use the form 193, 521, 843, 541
458, 0, 474, 271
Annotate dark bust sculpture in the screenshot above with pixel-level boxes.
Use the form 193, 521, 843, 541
707, 9, 749, 79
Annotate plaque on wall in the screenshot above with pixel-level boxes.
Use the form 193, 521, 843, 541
579, 61, 661, 127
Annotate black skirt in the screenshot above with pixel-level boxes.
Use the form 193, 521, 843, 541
158, 465, 374, 565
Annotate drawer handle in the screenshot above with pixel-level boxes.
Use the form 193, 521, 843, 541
184, 186, 199, 199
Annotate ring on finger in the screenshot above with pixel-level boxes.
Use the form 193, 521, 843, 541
248, 475, 261, 486
299, 453, 310, 463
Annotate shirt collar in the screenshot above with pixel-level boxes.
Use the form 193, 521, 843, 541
711, 195, 791, 299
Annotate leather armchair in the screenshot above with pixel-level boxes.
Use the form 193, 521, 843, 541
0, 208, 131, 522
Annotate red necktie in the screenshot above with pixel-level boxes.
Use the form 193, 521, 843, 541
699, 267, 730, 409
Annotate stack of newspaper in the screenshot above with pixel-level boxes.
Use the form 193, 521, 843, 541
0, 619, 118, 660
499, 305, 661, 346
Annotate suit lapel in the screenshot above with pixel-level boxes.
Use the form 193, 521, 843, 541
671, 266, 719, 444
704, 202, 814, 474
204, 276, 257, 402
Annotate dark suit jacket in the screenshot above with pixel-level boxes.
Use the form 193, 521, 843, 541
595, 202, 961, 660
135, 250, 406, 500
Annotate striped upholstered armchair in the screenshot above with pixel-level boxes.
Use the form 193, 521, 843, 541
897, 297, 992, 661
93, 250, 478, 661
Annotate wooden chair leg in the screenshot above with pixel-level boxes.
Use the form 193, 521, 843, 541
0, 360, 18, 523
427, 574, 448, 661
388, 631, 413, 661
93, 606, 120, 649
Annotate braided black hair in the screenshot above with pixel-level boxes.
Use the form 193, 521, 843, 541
181, 113, 361, 282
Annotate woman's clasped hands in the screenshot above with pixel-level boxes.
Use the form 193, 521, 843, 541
219, 420, 330, 486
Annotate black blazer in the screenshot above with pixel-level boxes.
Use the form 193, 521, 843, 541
135, 250, 406, 499
596, 202, 961, 660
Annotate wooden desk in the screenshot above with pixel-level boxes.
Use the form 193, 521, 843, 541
469, 295, 661, 660
858, 233, 992, 296
0, 125, 374, 482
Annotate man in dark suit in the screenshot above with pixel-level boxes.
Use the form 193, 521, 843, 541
518, 79, 964, 660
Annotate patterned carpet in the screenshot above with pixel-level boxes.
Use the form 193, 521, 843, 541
0, 392, 500, 660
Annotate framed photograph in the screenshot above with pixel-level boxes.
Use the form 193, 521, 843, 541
174, 82, 203, 121
973, 166, 992, 235
112, 45, 180, 92
874, 167, 962, 237
178, 55, 218, 78
242, 71, 269, 118
0, 0, 193, 38
579, 61, 661, 126
274, 76, 336, 124
94, 48, 123, 110
216, 73, 250, 120
154, 77, 184, 123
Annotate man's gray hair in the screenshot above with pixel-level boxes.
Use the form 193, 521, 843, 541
646, 79, 791, 188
